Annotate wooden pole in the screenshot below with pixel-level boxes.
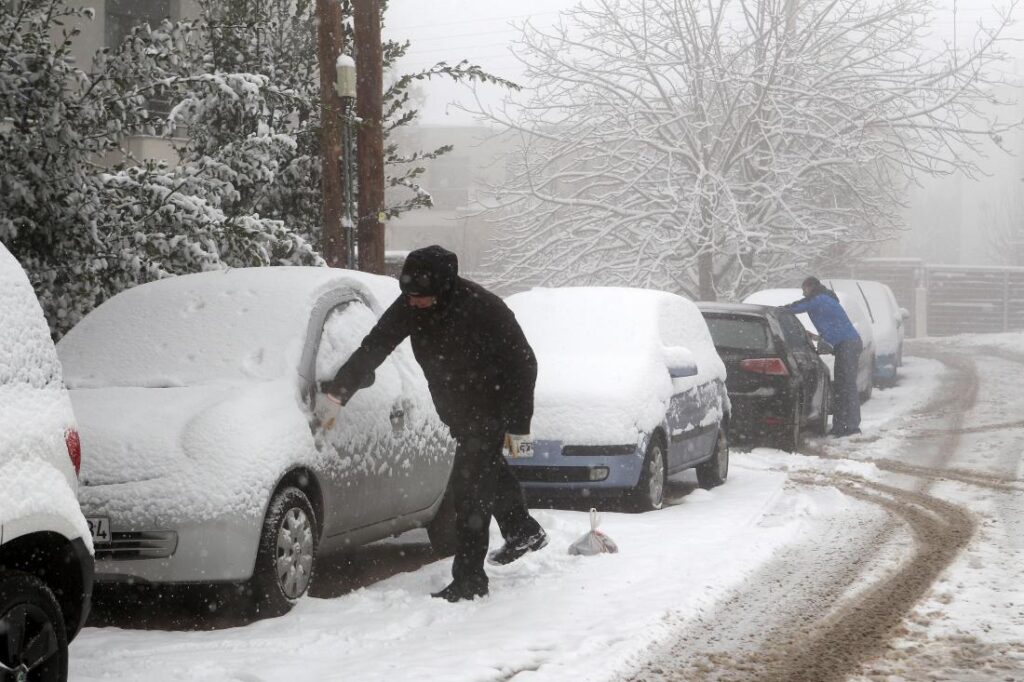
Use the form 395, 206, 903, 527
316, 0, 347, 267
353, 0, 385, 274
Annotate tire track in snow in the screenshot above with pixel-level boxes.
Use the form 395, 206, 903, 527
627, 351, 982, 682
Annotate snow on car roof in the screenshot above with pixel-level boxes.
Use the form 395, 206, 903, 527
59, 267, 400, 389
506, 287, 725, 443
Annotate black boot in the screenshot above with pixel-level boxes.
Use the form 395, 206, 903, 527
487, 528, 549, 566
431, 580, 488, 603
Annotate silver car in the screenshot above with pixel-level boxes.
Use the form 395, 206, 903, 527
58, 267, 456, 616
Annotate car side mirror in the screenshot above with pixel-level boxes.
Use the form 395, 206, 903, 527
664, 346, 699, 379
899, 307, 910, 321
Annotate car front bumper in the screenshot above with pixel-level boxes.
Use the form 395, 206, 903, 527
505, 440, 645, 495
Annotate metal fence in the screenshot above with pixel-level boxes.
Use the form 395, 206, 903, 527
843, 258, 1024, 337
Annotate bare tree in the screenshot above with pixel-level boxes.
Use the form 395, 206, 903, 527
471, 0, 1019, 300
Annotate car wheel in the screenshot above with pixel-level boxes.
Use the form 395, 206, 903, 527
778, 397, 804, 453
697, 427, 730, 489
0, 571, 68, 682
426, 488, 458, 557
815, 383, 831, 435
628, 438, 666, 512
250, 487, 318, 618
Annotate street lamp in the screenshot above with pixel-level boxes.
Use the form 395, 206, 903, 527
335, 55, 357, 270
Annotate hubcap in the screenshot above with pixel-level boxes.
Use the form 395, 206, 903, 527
0, 603, 59, 677
275, 507, 314, 599
648, 446, 665, 506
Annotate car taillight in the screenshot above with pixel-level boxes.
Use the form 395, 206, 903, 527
740, 358, 789, 376
65, 429, 81, 476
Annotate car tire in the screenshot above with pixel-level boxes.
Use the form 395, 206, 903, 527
778, 397, 804, 453
628, 437, 666, 512
814, 383, 831, 435
250, 487, 318, 618
697, 427, 730, 489
0, 571, 68, 682
426, 488, 458, 557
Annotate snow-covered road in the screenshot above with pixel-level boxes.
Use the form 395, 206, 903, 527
68, 337, 1024, 682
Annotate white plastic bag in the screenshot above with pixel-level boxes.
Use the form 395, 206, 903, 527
568, 508, 618, 556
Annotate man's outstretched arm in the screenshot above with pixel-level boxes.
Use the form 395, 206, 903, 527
321, 297, 412, 404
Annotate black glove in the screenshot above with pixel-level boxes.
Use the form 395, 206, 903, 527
318, 379, 351, 406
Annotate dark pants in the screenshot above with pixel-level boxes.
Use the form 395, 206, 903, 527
833, 338, 863, 434
449, 430, 541, 587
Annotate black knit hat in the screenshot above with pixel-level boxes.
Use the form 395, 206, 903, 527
399, 245, 459, 297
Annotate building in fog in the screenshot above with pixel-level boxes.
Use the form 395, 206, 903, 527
384, 125, 514, 276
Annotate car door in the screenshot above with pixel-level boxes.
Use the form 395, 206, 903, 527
312, 299, 410, 534
659, 301, 719, 470
776, 310, 825, 423
386, 341, 456, 516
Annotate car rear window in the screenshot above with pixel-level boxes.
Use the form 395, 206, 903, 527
703, 316, 771, 351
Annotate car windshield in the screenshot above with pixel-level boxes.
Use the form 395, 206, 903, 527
59, 272, 318, 388
704, 315, 771, 351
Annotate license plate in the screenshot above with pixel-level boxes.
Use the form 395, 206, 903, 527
87, 517, 111, 545
505, 442, 534, 459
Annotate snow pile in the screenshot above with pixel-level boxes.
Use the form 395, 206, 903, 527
0, 244, 82, 532
507, 287, 726, 444
70, 467, 823, 682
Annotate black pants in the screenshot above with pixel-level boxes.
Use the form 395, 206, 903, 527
833, 338, 863, 434
449, 430, 541, 587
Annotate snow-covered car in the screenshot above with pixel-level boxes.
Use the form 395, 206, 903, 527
823, 279, 908, 386
743, 288, 876, 401
504, 287, 730, 511
58, 268, 456, 617
0, 243, 94, 680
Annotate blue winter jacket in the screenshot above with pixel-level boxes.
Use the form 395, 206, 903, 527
785, 293, 861, 347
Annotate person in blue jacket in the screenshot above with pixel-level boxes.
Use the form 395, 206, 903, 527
784, 277, 863, 436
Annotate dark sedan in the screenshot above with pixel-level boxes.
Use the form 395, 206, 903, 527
697, 303, 831, 451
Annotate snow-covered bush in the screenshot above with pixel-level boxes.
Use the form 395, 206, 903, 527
0, 1, 318, 336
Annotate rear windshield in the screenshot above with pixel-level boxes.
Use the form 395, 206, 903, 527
703, 315, 771, 351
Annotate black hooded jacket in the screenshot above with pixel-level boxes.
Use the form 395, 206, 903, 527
328, 246, 537, 438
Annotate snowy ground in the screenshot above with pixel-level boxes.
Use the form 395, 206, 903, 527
68, 348, 1021, 681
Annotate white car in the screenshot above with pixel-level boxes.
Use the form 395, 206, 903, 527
0, 243, 93, 680
504, 287, 730, 511
824, 279, 908, 386
743, 288, 876, 401
58, 268, 456, 617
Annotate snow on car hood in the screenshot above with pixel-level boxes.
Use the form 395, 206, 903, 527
508, 287, 725, 445
531, 354, 670, 444
73, 380, 325, 525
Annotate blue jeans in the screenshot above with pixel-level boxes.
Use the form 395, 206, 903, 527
833, 338, 863, 434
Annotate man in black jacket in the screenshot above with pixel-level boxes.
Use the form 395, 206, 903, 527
320, 245, 548, 602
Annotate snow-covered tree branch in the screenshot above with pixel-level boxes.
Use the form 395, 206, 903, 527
473, 0, 1020, 300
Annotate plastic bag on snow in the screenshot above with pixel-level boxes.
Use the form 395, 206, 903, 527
568, 508, 618, 556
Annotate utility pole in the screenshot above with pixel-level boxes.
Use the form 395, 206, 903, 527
353, 0, 385, 274
316, 0, 347, 267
